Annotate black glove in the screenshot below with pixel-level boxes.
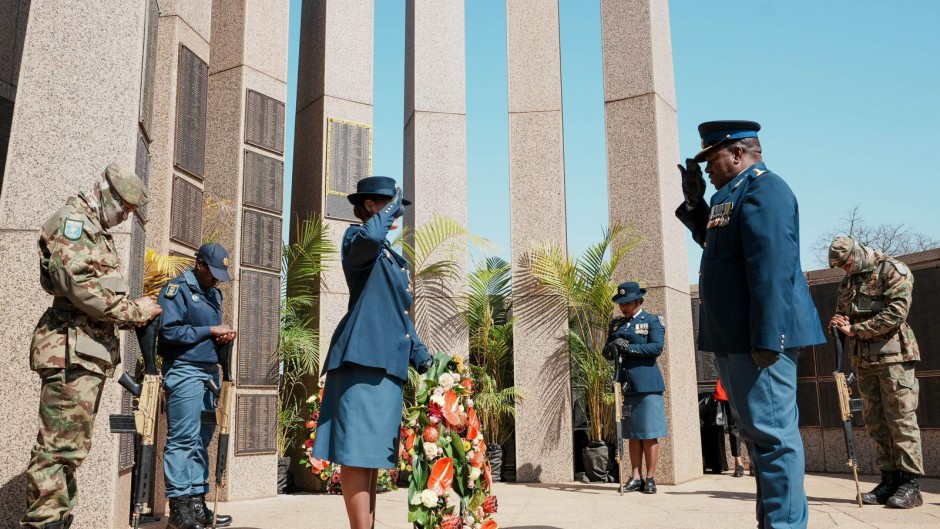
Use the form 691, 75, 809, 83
751, 348, 780, 368
611, 338, 630, 356
602, 342, 616, 360
677, 158, 705, 207
416, 357, 433, 374
392, 185, 404, 218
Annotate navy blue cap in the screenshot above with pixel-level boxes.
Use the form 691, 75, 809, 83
346, 176, 412, 206
693, 120, 761, 162
612, 282, 646, 304
196, 243, 232, 282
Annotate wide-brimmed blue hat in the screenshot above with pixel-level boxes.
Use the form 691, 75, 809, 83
693, 120, 761, 162
612, 282, 645, 304
346, 176, 412, 206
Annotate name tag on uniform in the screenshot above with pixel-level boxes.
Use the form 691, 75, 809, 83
707, 202, 733, 230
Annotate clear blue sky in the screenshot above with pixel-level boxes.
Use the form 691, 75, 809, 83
283, 0, 940, 284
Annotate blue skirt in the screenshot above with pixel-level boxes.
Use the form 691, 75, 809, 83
622, 392, 668, 439
311, 363, 404, 469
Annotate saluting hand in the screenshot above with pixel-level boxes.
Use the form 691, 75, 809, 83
677, 158, 705, 206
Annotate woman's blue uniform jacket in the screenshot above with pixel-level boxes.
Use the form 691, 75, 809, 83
157, 270, 223, 364
607, 309, 665, 394
322, 200, 433, 382
676, 162, 825, 355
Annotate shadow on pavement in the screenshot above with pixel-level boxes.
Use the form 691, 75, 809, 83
666, 489, 757, 502
514, 482, 617, 495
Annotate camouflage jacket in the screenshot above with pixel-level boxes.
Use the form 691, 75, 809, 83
30, 193, 152, 376
836, 249, 919, 367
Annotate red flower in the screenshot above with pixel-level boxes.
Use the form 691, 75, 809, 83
304, 438, 313, 449
423, 425, 440, 443
428, 402, 444, 424
441, 514, 463, 529
305, 419, 317, 429
482, 495, 498, 514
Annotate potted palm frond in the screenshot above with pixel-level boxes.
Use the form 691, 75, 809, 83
461, 257, 518, 481
279, 215, 334, 492
527, 226, 640, 482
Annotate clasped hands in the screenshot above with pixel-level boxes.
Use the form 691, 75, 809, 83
603, 338, 631, 360
211, 323, 237, 344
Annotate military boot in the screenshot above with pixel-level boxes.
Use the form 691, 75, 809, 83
860, 470, 901, 505
886, 472, 923, 509
167, 495, 205, 529
191, 494, 233, 527
39, 515, 71, 529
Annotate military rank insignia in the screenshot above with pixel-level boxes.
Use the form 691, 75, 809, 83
707, 202, 733, 229
64, 218, 84, 241
635, 323, 649, 335
165, 284, 179, 298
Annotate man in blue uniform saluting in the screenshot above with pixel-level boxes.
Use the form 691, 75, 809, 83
158, 244, 237, 529
676, 121, 825, 529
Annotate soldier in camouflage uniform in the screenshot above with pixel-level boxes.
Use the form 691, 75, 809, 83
829, 235, 923, 509
22, 164, 163, 529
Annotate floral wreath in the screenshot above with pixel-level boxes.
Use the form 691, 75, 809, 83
403, 353, 498, 529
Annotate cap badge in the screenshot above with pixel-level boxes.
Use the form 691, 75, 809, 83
619, 289, 625, 295
223, 257, 230, 267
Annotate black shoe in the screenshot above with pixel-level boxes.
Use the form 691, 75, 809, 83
642, 477, 657, 494
622, 477, 645, 492
886, 473, 923, 509
191, 494, 233, 527
733, 465, 744, 477
861, 470, 901, 505
168, 495, 205, 529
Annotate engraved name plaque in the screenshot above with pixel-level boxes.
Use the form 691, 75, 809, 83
170, 177, 203, 250
245, 90, 285, 154
175, 45, 208, 178
241, 210, 282, 271
235, 394, 278, 455
237, 271, 280, 387
243, 150, 283, 214
325, 118, 372, 222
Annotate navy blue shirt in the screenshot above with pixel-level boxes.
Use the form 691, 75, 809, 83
157, 270, 224, 364
676, 162, 826, 354
323, 199, 433, 381
607, 309, 666, 393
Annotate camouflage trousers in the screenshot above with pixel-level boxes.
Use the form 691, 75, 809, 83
21, 367, 105, 528
856, 361, 924, 475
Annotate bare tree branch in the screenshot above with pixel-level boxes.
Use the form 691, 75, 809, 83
812, 204, 940, 265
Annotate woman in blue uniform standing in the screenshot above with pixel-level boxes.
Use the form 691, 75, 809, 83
312, 176, 433, 529
604, 282, 667, 494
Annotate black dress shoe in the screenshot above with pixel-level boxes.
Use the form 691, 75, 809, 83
622, 477, 645, 492
642, 477, 657, 494
733, 465, 744, 477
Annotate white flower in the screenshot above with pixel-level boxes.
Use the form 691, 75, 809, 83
463, 514, 475, 526
410, 492, 423, 505
466, 449, 475, 460
438, 372, 457, 390
469, 466, 482, 481
306, 394, 317, 403
430, 393, 445, 406
423, 441, 440, 460
420, 489, 439, 508
458, 404, 465, 413
467, 398, 474, 407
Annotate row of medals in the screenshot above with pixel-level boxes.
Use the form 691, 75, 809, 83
707, 202, 733, 229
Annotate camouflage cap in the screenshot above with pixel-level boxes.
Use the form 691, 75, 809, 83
104, 163, 150, 208
828, 236, 856, 268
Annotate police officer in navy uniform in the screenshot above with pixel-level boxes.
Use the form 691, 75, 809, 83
158, 244, 237, 529
676, 121, 825, 529
604, 282, 667, 494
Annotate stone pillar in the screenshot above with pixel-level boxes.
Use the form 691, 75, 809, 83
289, 0, 374, 490
506, 0, 572, 483
0, 2, 148, 528
204, 0, 290, 501
601, 0, 700, 484
404, 0, 468, 356
0, 0, 30, 186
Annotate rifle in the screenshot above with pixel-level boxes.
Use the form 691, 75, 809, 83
831, 325, 864, 508
204, 340, 234, 529
110, 315, 163, 529
613, 350, 625, 496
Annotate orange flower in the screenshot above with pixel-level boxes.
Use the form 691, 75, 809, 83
482, 519, 498, 529
309, 458, 330, 473
442, 390, 461, 427
460, 378, 474, 392
469, 449, 486, 468
427, 457, 455, 496
405, 432, 417, 451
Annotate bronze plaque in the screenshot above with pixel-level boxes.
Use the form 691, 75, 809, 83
237, 270, 280, 387
325, 118, 372, 221
245, 90, 285, 154
175, 45, 208, 178
243, 150, 283, 213
170, 176, 203, 249
241, 210, 282, 271
235, 394, 278, 455
138, 0, 159, 138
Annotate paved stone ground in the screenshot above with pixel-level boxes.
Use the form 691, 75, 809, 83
145, 473, 939, 529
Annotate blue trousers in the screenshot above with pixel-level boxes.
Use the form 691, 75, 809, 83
163, 361, 218, 498
715, 350, 807, 529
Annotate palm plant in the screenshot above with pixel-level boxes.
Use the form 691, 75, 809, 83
201, 195, 236, 245
526, 225, 641, 443
277, 215, 335, 458
142, 248, 192, 297
462, 257, 518, 447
